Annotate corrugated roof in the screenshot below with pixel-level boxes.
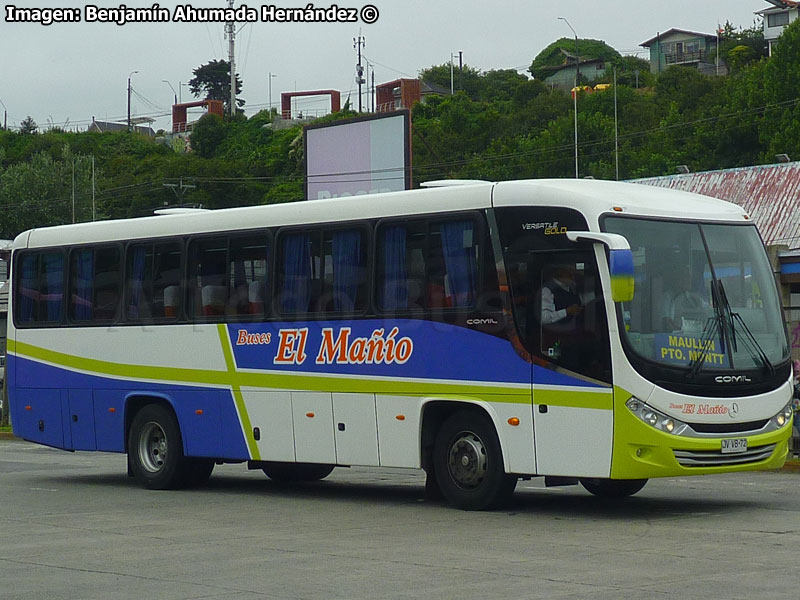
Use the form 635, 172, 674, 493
634, 162, 800, 248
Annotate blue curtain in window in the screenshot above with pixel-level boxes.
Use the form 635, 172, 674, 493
440, 221, 477, 308
44, 253, 65, 322
74, 249, 94, 321
20, 255, 37, 322
380, 225, 407, 310
127, 246, 147, 319
332, 230, 362, 312
281, 233, 311, 313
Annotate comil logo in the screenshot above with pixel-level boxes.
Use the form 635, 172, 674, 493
466, 318, 498, 326
714, 375, 752, 384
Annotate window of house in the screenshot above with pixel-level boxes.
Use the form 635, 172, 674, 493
769, 12, 790, 27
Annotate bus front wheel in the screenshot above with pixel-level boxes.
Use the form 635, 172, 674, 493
433, 410, 516, 510
128, 404, 188, 490
580, 478, 648, 498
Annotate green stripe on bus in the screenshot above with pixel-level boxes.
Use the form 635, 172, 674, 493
8, 338, 531, 401
533, 388, 613, 410
217, 325, 261, 461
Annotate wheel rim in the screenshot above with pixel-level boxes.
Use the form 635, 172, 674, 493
138, 421, 168, 474
446, 430, 488, 490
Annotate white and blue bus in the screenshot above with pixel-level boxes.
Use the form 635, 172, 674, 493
6, 180, 794, 509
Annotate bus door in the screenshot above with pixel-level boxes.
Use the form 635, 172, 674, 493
496, 207, 614, 478
525, 248, 614, 477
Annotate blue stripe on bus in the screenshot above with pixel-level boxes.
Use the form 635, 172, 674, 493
226, 319, 604, 389
8, 355, 250, 460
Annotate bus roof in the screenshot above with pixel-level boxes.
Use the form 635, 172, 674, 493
16, 179, 748, 250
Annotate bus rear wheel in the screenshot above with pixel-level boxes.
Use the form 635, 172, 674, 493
580, 478, 648, 498
433, 410, 516, 510
262, 462, 335, 482
128, 404, 188, 490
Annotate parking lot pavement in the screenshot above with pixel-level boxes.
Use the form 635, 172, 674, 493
1, 440, 799, 600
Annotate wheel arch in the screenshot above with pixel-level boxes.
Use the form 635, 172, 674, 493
420, 398, 510, 474
124, 393, 182, 454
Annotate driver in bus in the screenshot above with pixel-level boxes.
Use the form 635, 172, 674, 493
539, 263, 583, 326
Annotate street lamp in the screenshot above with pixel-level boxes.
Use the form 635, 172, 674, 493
162, 80, 177, 105
269, 72, 277, 114
558, 17, 579, 178
127, 70, 139, 132
0, 96, 6, 130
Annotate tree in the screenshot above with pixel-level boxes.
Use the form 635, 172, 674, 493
419, 63, 483, 99
19, 116, 38, 135
189, 114, 227, 158
609, 56, 655, 88
188, 59, 244, 113
719, 20, 767, 73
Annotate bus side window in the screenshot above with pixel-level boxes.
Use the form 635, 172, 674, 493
70, 246, 121, 323
188, 238, 228, 318
228, 236, 269, 317
278, 228, 366, 316
376, 218, 480, 313
126, 242, 182, 321
16, 251, 65, 325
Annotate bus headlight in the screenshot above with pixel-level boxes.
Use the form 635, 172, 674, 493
772, 402, 793, 428
626, 397, 687, 435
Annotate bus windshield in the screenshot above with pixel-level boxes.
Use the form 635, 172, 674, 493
603, 218, 789, 373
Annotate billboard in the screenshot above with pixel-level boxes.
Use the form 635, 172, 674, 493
304, 110, 411, 201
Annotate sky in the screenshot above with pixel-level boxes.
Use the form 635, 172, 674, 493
0, 0, 769, 133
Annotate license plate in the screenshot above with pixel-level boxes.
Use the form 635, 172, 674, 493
721, 438, 747, 454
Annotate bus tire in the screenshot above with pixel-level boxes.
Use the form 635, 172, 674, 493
433, 410, 516, 510
262, 462, 334, 482
128, 404, 188, 490
580, 478, 648, 498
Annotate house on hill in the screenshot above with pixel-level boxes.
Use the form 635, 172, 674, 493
757, 0, 800, 55
640, 29, 726, 76
88, 117, 155, 136
540, 49, 609, 91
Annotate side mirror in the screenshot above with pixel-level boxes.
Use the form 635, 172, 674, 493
566, 231, 635, 302
608, 249, 635, 302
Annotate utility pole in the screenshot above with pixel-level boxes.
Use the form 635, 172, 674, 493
127, 70, 138, 132
226, 0, 236, 118
163, 178, 197, 202
269, 72, 277, 114
371, 66, 375, 112
558, 17, 579, 178
353, 32, 365, 112
92, 156, 96, 221
614, 67, 619, 181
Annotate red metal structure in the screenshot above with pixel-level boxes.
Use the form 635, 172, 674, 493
172, 99, 224, 133
375, 79, 421, 113
281, 90, 340, 119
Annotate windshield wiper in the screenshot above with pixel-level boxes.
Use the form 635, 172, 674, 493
717, 281, 775, 375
